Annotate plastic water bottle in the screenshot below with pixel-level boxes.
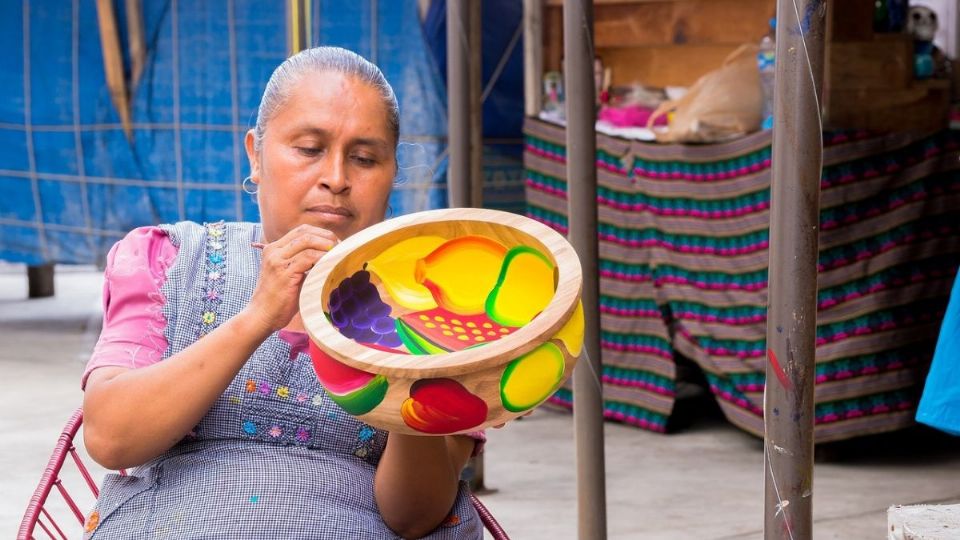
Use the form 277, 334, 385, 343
758, 18, 776, 130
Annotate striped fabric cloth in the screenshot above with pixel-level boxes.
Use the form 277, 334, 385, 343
524, 117, 960, 442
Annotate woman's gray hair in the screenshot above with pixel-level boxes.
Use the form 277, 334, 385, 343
252, 46, 400, 152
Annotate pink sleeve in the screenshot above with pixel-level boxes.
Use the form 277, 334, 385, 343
81, 227, 178, 389
465, 430, 486, 457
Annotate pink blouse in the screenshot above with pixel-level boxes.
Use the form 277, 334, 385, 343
83, 226, 485, 452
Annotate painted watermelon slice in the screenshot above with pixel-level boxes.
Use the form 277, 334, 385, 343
397, 306, 518, 353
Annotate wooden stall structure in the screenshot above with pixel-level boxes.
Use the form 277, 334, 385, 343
533, 0, 951, 133
524, 1, 960, 538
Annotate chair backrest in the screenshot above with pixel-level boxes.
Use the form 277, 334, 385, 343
19, 408, 510, 540
18, 409, 105, 540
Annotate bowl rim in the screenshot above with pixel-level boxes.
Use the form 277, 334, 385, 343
300, 208, 583, 379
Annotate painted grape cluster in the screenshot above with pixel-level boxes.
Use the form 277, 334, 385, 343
328, 269, 402, 349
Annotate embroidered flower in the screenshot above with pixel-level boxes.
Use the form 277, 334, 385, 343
84, 510, 100, 533
354, 447, 369, 458
245, 380, 257, 393
358, 425, 376, 442
276, 386, 290, 399
202, 311, 216, 325
205, 289, 219, 301
208, 253, 224, 264
208, 270, 222, 281
259, 382, 271, 395
296, 427, 311, 442
229, 396, 241, 405
208, 227, 224, 238
296, 392, 309, 403
312, 394, 324, 406
208, 241, 224, 251
242, 421, 257, 435
268, 425, 282, 438
441, 514, 461, 527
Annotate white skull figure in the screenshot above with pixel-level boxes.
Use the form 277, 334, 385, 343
907, 6, 939, 43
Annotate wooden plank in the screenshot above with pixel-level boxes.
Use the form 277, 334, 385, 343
598, 44, 741, 87
825, 80, 951, 133
524, 0, 545, 116
544, 5, 563, 72
95, 0, 133, 141
828, 36, 913, 90
827, 0, 875, 41
593, 0, 774, 48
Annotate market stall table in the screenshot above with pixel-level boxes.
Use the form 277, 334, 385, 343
524, 117, 960, 442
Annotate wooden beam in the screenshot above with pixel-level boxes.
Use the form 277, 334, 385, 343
523, 0, 544, 116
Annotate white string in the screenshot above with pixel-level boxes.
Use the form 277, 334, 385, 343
579, 347, 605, 396
765, 443, 797, 540
790, 0, 825, 171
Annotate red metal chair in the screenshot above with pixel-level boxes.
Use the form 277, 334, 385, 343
18, 408, 510, 539
17, 409, 106, 540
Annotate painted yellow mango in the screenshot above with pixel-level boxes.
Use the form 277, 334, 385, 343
486, 246, 555, 327
555, 301, 584, 357
366, 236, 446, 311
500, 342, 565, 412
417, 236, 507, 315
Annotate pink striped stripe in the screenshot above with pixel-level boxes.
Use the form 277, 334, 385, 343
818, 225, 955, 272
600, 340, 674, 360
597, 233, 770, 256
633, 158, 772, 182
599, 306, 661, 317
601, 375, 675, 396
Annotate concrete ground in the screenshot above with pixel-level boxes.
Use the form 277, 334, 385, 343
2, 264, 959, 539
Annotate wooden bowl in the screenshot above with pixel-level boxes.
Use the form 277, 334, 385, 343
300, 208, 584, 435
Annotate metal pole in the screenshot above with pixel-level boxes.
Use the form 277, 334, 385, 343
523, 0, 543, 117
465, 0, 486, 492
468, 0, 483, 209
564, 1, 607, 539
446, 0, 470, 208
763, 1, 826, 539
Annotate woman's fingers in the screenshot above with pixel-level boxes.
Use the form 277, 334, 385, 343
246, 225, 339, 331
258, 225, 338, 273
284, 248, 328, 274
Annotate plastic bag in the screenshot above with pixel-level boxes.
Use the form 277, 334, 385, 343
647, 44, 762, 143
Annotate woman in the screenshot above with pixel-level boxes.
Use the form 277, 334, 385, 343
81, 47, 484, 539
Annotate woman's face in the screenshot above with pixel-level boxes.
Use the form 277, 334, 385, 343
245, 71, 396, 242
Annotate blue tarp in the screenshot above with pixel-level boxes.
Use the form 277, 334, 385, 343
0, 0, 525, 265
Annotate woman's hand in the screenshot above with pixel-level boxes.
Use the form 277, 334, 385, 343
246, 224, 338, 333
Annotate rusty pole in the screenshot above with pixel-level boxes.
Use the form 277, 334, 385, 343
563, 1, 607, 538
763, 1, 826, 539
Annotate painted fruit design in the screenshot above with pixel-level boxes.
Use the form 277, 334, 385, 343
500, 342, 565, 412
396, 307, 517, 354
315, 230, 582, 433
400, 378, 488, 434
499, 302, 584, 412
416, 236, 508, 315
309, 340, 387, 415
328, 269, 402, 349
365, 235, 445, 311
486, 246, 556, 327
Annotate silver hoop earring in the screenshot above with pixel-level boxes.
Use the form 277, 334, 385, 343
386, 205, 394, 219
242, 176, 259, 195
